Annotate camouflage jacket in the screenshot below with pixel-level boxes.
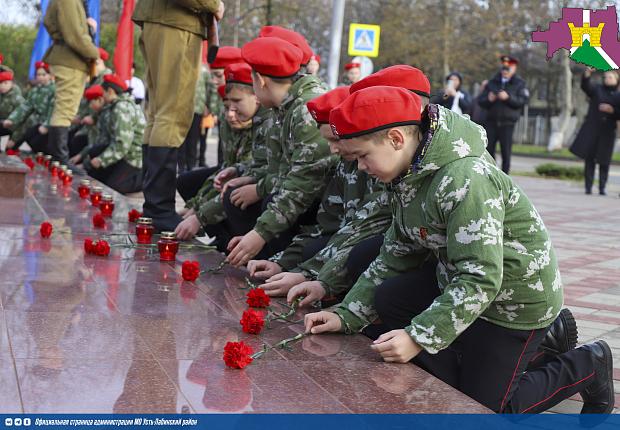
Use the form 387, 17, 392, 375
96, 94, 145, 169
8, 82, 56, 131
253, 75, 337, 242
188, 117, 254, 225
73, 68, 113, 137
0, 85, 24, 121
335, 105, 563, 354
205, 75, 222, 117
292, 160, 392, 295
79, 105, 112, 159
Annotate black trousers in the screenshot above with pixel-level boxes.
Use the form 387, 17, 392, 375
374, 263, 599, 413
584, 158, 609, 193
485, 121, 516, 174
222, 186, 320, 260
178, 113, 201, 173
198, 130, 208, 167
15, 126, 48, 153
0, 126, 11, 138
302, 235, 332, 262
345, 235, 385, 284
176, 165, 219, 202
88, 160, 142, 194
68, 133, 88, 158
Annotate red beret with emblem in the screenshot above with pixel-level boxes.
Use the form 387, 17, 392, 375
344, 62, 360, 71
241, 37, 303, 78
35, 61, 50, 72
329, 86, 422, 139
306, 86, 350, 124
102, 74, 128, 92
98, 47, 109, 61
225, 62, 253, 86
84, 84, 104, 100
350, 65, 431, 99
258, 26, 313, 65
209, 46, 242, 70
0, 70, 14, 82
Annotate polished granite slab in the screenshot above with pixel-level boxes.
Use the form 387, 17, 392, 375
0, 163, 489, 413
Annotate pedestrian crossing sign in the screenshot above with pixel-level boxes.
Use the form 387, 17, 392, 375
348, 23, 381, 57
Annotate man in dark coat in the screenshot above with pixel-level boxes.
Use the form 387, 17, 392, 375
570, 68, 620, 195
478, 55, 529, 174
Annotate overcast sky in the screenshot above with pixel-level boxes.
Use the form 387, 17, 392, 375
0, 1, 38, 26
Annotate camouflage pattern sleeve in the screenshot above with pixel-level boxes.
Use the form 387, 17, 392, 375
269, 224, 325, 271
253, 104, 335, 242
334, 223, 430, 334
97, 99, 137, 168
402, 165, 506, 354
298, 187, 392, 296
41, 83, 56, 127
7, 90, 35, 128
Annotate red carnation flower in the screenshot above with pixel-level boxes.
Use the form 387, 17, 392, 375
223, 341, 254, 369
92, 213, 106, 229
94, 240, 110, 256
240, 309, 265, 335
23, 157, 35, 170
181, 260, 201, 281
6, 149, 19, 156
39, 221, 53, 238
246, 288, 270, 308
84, 238, 95, 254
128, 209, 142, 223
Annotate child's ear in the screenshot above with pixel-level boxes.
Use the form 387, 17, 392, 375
255, 72, 267, 89
387, 128, 406, 150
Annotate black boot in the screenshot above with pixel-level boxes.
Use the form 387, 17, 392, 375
142, 146, 182, 232
580, 340, 615, 414
528, 308, 578, 369
48, 126, 85, 175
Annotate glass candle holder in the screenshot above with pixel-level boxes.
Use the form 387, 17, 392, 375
44, 155, 52, 168
158, 231, 179, 262
99, 194, 115, 217
90, 186, 103, 206
35, 152, 44, 165
62, 170, 73, 186
50, 161, 60, 177
58, 166, 67, 180
136, 217, 154, 244
78, 179, 91, 199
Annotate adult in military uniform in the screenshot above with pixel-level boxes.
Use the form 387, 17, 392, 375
477, 55, 529, 174
132, 0, 225, 231
43, 0, 100, 168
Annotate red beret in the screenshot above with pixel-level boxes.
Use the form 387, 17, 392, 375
84, 84, 104, 100
35, 61, 50, 72
209, 46, 242, 69
344, 62, 360, 71
329, 86, 422, 139
0, 70, 14, 82
500, 55, 519, 65
102, 74, 128, 92
306, 86, 350, 124
241, 37, 303, 78
258, 26, 313, 65
350, 65, 431, 99
98, 47, 109, 61
217, 84, 226, 99
225, 62, 253, 86
310, 54, 320, 64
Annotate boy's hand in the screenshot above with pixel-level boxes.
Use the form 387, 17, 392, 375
82, 115, 94, 126
90, 157, 102, 169
259, 272, 307, 296
214, 167, 237, 191
230, 184, 260, 209
180, 208, 195, 219
304, 311, 342, 334
175, 214, 201, 240
38, 125, 48, 135
287, 281, 326, 307
69, 154, 82, 165
247, 259, 282, 279
221, 176, 253, 196
226, 230, 265, 266
3, 119, 12, 128
370, 329, 422, 363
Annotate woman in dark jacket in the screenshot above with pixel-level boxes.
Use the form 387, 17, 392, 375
431, 71, 472, 115
570, 69, 620, 195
